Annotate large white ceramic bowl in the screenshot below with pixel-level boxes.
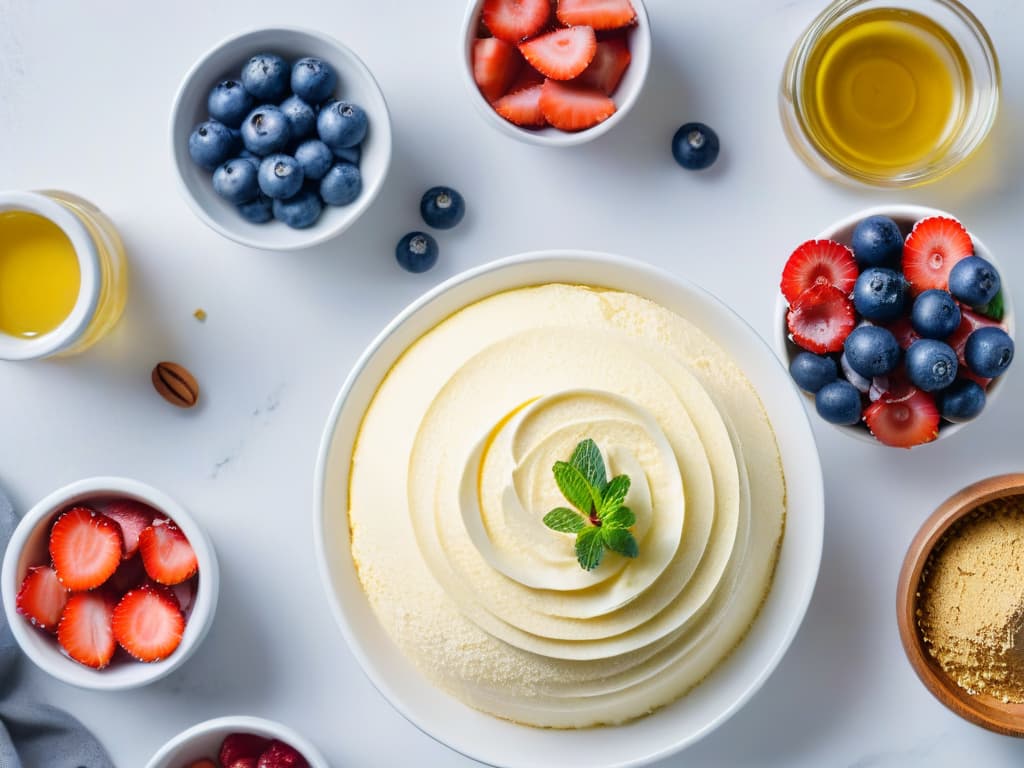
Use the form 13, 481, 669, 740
314, 252, 824, 767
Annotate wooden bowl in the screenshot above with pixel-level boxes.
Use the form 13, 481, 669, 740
897, 473, 1024, 736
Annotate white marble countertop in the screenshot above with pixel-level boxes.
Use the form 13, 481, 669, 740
3, 0, 1024, 765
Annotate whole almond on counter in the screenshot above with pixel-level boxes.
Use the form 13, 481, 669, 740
152, 362, 199, 408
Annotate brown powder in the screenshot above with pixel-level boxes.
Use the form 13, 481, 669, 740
917, 496, 1024, 703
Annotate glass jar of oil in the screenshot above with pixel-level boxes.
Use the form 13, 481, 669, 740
780, 0, 1000, 187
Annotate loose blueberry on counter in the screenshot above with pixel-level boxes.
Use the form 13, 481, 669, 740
840, 352, 872, 393
237, 193, 274, 224
279, 94, 317, 141
241, 53, 290, 102
212, 158, 259, 204
851, 215, 903, 268
188, 120, 238, 170
241, 105, 291, 156
853, 267, 907, 322
844, 325, 901, 378
318, 101, 369, 149
789, 352, 837, 393
815, 379, 863, 425
911, 289, 961, 339
291, 57, 337, 104
396, 232, 439, 273
332, 145, 361, 165
258, 154, 304, 200
965, 327, 1014, 378
948, 256, 1001, 307
273, 189, 323, 229
937, 380, 986, 422
320, 163, 362, 206
294, 140, 334, 181
906, 339, 958, 392
671, 122, 719, 171
420, 186, 465, 230
207, 80, 253, 129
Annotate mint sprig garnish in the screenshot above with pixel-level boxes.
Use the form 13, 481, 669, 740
978, 289, 1005, 321
541, 439, 638, 571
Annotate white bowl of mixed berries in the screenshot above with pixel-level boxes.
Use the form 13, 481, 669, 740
145, 716, 328, 768
775, 205, 1015, 449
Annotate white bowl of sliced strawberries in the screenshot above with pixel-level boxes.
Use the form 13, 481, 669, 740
775, 205, 1015, 449
463, 0, 651, 144
1, 477, 218, 689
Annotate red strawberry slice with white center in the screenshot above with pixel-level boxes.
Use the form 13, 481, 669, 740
786, 283, 856, 354
16, 565, 68, 634
112, 585, 185, 662
482, 0, 551, 42
49, 507, 124, 591
947, 305, 1003, 386
557, 0, 638, 29
257, 740, 310, 768
538, 79, 616, 131
220, 734, 272, 767
57, 591, 117, 669
520, 27, 598, 81
97, 498, 156, 559
902, 216, 974, 296
864, 390, 940, 448
473, 38, 522, 102
573, 37, 631, 95
138, 519, 199, 585
494, 83, 546, 127
780, 239, 858, 305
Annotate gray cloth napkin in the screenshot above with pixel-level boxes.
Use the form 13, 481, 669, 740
0, 489, 115, 768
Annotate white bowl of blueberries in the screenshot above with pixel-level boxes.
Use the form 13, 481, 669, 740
775, 205, 1015, 449
171, 27, 391, 250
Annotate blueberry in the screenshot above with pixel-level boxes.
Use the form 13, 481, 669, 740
291, 57, 337, 105
320, 163, 362, 206
237, 193, 274, 224
257, 154, 304, 200
332, 144, 361, 165
949, 256, 1001, 307
317, 100, 369, 149
396, 232, 438, 273
851, 215, 903, 268
815, 380, 863, 425
671, 122, 719, 171
937, 380, 986, 423
965, 327, 1014, 378
207, 80, 253, 129
279, 94, 316, 140
294, 139, 334, 181
212, 158, 260, 204
420, 186, 465, 230
844, 325, 901, 378
906, 339, 958, 392
853, 267, 907, 322
241, 105, 291, 156
241, 53, 290, 102
911, 289, 961, 339
789, 352, 838, 393
188, 120, 238, 170
272, 188, 323, 229
840, 352, 872, 393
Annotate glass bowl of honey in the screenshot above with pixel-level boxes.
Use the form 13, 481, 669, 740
780, 0, 1000, 188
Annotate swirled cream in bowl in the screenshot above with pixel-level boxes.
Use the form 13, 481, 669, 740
315, 253, 823, 766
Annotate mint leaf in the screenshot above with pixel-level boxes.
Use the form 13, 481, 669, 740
598, 475, 631, 519
569, 439, 608, 494
543, 507, 586, 533
979, 290, 1005, 321
575, 526, 604, 571
553, 461, 599, 514
602, 505, 635, 530
602, 526, 639, 558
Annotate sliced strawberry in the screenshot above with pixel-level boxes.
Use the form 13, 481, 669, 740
96, 498, 156, 559
482, 0, 551, 42
473, 38, 522, 102
507, 63, 545, 93
138, 520, 198, 585
186, 761, 218, 768
902, 217, 974, 296
864, 390, 940, 448
112, 585, 185, 662
57, 591, 117, 669
884, 316, 921, 350
494, 84, 546, 127
257, 740, 310, 768
573, 37, 631, 94
16, 565, 68, 634
537, 79, 615, 131
557, 0, 637, 29
221, 734, 272, 766
228, 760, 258, 768
869, 368, 916, 403
49, 507, 124, 591
107, 555, 148, 595
780, 239, 858, 305
947, 306, 1003, 387
171, 576, 198, 616
786, 283, 856, 354
520, 27, 598, 81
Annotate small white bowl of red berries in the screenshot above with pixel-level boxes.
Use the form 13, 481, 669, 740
145, 716, 328, 768
775, 205, 1015, 449
1, 477, 217, 689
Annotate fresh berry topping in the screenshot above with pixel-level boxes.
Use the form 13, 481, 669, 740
396, 232, 440, 273
257, 740, 310, 768
482, 0, 551, 42
885, 316, 922, 350
473, 38, 522, 102
937, 380, 987, 423
138, 521, 198, 586
671, 122, 720, 171
853, 267, 907, 322
964, 327, 1014, 379
814, 380, 863, 425
910, 289, 961, 340
789, 351, 838, 393
96, 499, 156, 560
902, 216, 974, 296
220, 734, 272, 766
16, 566, 68, 633
57, 591, 117, 669
948, 307, 1003, 382
840, 352, 872, 393
780, 239, 858, 305
948, 255, 1001, 307
786, 283, 856, 354
49, 507, 124, 591
520, 27, 598, 81
494, 83, 546, 127
112, 585, 185, 662
556, 0, 638, 30
574, 38, 631, 94
843, 325, 901, 378
537, 79, 616, 131
851, 215, 903, 268
905, 339, 958, 392
864, 390, 940, 448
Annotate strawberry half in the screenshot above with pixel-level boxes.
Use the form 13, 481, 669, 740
220, 734, 272, 766
57, 591, 117, 669
786, 283, 856, 354
902, 216, 974, 296
257, 740, 310, 768
49, 507, 124, 591
482, 0, 551, 43
96, 498, 156, 559
494, 83, 546, 127
112, 585, 185, 662
573, 37, 631, 94
538, 79, 615, 131
864, 390, 940, 448
138, 520, 199, 585
520, 27, 598, 81
557, 0, 637, 30
473, 38, 522, 102
780, 239, 858, 305
16, 565, 68, 634
107, 554, 148, 595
